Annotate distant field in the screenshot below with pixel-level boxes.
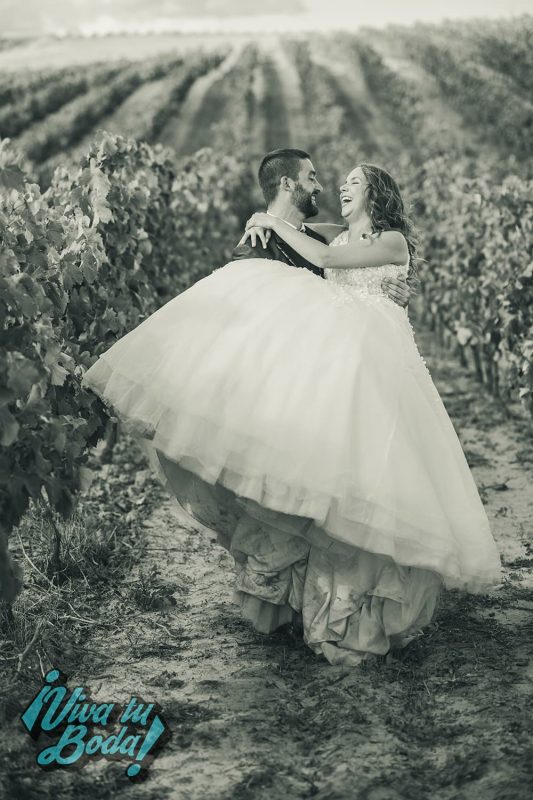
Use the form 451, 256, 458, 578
0, 33, 241, 71
1, 19, 531, 174
2, 20, 531, 183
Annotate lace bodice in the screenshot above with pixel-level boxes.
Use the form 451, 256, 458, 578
323, 229, 439, 397
324, 230, 409, 298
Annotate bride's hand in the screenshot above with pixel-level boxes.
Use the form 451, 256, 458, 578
245, 212, 277, 230
238, 226, 272, 249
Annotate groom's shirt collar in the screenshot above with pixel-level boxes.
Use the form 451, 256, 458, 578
266, 210, 305, 232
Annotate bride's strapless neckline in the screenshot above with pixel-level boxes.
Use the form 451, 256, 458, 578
325, 229, 409, 299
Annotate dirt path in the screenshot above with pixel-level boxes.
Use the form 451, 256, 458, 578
4, 330, 532, 800
258, 38, 307, 148
158, 45, 245, 156
246, 60, 268, 158
309, 42, 400, 158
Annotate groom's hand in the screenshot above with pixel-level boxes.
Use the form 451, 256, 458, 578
382, 277, 411, 308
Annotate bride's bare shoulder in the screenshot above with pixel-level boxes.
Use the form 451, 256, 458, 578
305, 223, 347, 244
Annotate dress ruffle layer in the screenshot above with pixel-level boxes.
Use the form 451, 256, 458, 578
152, 451, 442, 666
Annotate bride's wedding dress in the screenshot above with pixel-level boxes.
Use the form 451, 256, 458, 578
82, 230, 502, 665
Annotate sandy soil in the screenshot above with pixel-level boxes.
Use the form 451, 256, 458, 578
2, 330, 532, 800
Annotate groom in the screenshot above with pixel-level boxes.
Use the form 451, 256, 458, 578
232, 148, 412, 307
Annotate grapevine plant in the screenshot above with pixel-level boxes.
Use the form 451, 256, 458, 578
0, 132, 253, 602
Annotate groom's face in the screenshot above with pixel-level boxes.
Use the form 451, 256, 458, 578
292, 159, 322, 218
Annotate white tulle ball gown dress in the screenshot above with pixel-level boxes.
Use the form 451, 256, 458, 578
82, 230, 502, 666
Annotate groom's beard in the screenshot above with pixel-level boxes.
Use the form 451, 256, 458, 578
293, 184, 320, 218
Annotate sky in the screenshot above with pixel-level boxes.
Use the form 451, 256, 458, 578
2, 0, 531, 37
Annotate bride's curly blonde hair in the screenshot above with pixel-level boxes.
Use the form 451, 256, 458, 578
359, 163, 421, 286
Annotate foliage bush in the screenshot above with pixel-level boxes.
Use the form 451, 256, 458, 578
0, 132, 254, 600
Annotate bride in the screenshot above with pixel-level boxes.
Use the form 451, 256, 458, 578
82, 161, 502, 667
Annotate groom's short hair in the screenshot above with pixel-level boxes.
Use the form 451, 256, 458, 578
258, 148, 311, 204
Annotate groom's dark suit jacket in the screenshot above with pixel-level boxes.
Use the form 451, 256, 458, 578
232, 226, 326, 278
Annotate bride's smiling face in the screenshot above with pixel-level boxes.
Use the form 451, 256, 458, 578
339, 167, 367, 220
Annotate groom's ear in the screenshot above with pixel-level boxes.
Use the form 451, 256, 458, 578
280, 176, 295, 193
